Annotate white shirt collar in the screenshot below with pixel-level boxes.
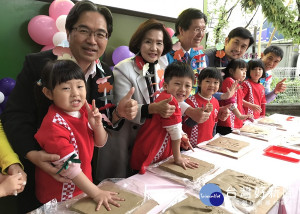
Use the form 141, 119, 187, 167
198, 93, 212, 101
65, 111, 81, 118
84, 61, 97, 81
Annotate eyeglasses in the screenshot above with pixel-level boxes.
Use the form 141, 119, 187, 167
72, 26, 108, 40
193, 28, 207, 34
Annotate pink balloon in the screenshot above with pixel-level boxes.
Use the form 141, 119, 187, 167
41, 44, 55, 52
28, 15, 57, 45
49, 0, 74, 20
166, 27, 175, 37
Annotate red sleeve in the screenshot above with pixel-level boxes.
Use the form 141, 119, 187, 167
221, 78, 233, 93
35, 122, 74, 159
220, 78, 237, 106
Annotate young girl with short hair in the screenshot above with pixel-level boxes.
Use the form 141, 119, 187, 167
217, 59, 251, 135
183, 67, 226, 146
242, 59, 266, 119
34, 60, 123, 211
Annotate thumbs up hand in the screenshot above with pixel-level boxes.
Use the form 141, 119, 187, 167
205, 102, 213, 113
116, 87, 138, 120
148, 95, 175, 118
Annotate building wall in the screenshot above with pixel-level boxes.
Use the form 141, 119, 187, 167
0, 1, 208, 80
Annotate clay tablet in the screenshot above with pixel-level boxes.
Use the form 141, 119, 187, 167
164, 194, 231, 214
70, 181, 144, 214
258, 117, 282, 128
208, 169, 272, 205
207, 137, 249, 153
240, 124, 270, 135
159, 154, 215, 181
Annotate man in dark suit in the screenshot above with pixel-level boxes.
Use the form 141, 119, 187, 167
1, 1, 137, 213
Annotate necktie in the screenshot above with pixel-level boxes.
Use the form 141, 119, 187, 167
183, 51, 190, 64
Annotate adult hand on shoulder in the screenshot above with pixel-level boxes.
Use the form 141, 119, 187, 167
117, 87, 138, 120
274, 78, 286, 94
26, 150, 71, 183
7, 163, 27, 193
149, 96, 175, 118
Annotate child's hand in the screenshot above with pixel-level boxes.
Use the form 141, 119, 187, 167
205, 102, 213, 113
220, 80, 239, 100
238, 114, 253, 120
85, 100, 103, 129
174, 156, 199, 170
0, 173, 23, 197
218, 104, 231, 121
249, 104, 262, 113
180, 135, 194, 151
93, 189, 124, 211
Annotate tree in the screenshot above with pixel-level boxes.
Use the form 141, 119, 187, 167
206, 0, 259, 48
241, 0, 300, 44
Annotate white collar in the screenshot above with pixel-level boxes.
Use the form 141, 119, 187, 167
198, 93, 212, 101
84, 61, 96, 81
65, 111, 81, 118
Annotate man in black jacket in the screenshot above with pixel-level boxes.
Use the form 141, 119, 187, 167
205, 27, 254, 68
1, 1, 137, 212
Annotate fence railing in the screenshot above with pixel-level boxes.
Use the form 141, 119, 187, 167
270, 67, 300, 104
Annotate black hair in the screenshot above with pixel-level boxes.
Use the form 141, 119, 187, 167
41, 60, 86, 91
223, 59, 247, 78
129, 19, 172, 56
164, 61, 195, 84
247, 59, 266, 80
227, 27, 254, 49
197, 67, 223, 92
263, 45, 284, 60
66, 0, 113, 38
175, 8, 207, 36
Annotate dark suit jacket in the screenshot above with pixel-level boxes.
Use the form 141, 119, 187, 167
1, 50, 113, 160
1, 50, 113, 212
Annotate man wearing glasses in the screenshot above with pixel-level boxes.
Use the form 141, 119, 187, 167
161, 8, 207, 81
1, 1, 137, 212
159, 8, 231, 126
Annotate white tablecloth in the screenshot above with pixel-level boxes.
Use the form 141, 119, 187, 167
123, 132, 300, 214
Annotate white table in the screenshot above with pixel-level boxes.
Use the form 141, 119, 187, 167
122, 132, 300, 214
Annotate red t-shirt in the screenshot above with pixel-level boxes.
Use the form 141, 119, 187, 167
183, 94, 219, 146
242, 79, 266, 119
130, 91, 182, 174
34, 104, 94, 203
218, 77, 245, 128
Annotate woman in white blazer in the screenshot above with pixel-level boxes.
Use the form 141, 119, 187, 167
93, 19, 173, 182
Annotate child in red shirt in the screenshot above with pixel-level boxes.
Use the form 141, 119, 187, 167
34, 60, 123, 211
131, 62, 199, 174
242, 59, 266, 119
183, 67, 228, 146
217, 59, 252, 135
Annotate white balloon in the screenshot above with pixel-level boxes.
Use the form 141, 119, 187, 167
56, 15, 67, 32
53, 32, 67, 46
0, 92, 4, 104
